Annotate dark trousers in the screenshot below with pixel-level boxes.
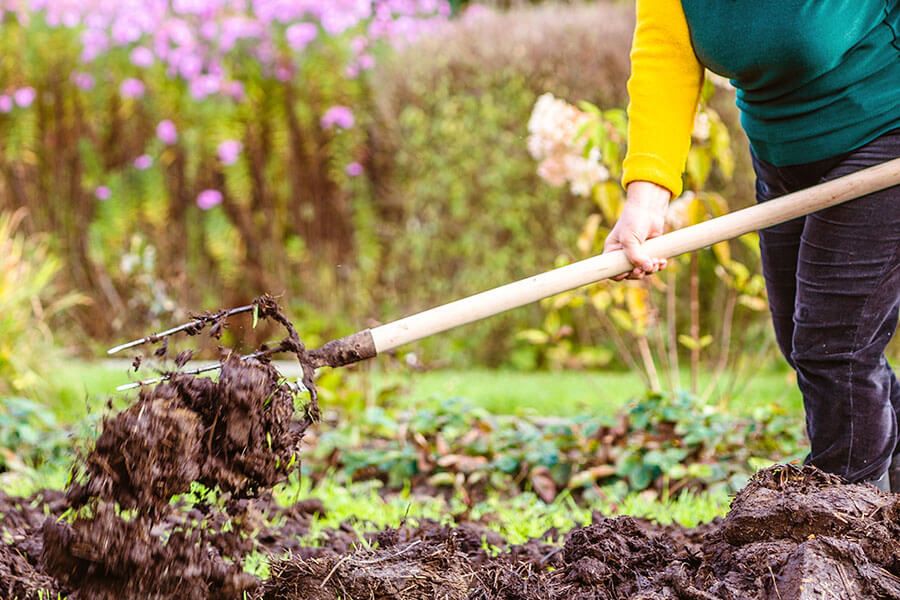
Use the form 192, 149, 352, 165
752, 129, 900, 483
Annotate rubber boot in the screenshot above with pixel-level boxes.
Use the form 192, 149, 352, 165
890, 454, 900, 493
867, 471, 891, 492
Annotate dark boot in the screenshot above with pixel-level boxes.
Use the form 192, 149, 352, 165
890, 454, 900, 493
867, 471, 890, 492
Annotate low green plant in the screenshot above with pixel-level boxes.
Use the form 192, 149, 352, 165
305, 392, 804, 501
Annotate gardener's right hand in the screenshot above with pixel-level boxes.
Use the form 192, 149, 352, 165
603, 181, 670, 280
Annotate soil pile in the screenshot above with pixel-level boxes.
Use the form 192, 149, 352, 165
2, 296, 319, 599
259, 465, 900, 600
66, 356, 307, 514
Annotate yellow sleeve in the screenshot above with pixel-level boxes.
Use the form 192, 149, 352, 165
622, 0, 705, 198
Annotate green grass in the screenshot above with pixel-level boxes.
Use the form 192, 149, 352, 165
272, 475, 732, 546
41, 360, 803, 424
366, 366, 802, 417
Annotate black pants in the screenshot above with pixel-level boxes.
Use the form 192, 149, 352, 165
752, 129, 900, 483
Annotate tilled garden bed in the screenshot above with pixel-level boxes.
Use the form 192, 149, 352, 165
1, 300, 898, 598
3, 464, 900, 599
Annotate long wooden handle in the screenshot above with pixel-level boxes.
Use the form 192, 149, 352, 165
310, 157, 900, 367
367, 157, 900, 353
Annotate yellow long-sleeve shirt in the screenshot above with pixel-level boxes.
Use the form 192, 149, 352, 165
622, 0, 703, 198
623, 0, 900, 198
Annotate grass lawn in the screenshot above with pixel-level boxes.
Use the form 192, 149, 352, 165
46, 360, 802, 423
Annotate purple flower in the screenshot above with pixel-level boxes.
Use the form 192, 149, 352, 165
224, 80, 245, 101
217, 140, 242, 165
81, 28, 109, 62
196, 189, 222, 210
13, 87, 36, 108
189, 75, 220, 99
275, 65, 293, 82
358, 54, 375, 71
321, 105, 354, 130
130, 46, 155, 68
133, 154, 153, 170
73, 72, 95, 90
285, 22, 317, 51
157, 120, 178, 145
346, 162, 363, 177
0, 96, 11, 113
120, 78, 145, 99
95, 186, 111, 200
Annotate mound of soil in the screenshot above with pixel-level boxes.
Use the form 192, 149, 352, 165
259, 465, 900, 600
41, 354, 313, 599
67, 355, 308, 515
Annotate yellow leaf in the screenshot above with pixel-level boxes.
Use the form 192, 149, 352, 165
577, 214, 602, 256
712, 241, 731, 265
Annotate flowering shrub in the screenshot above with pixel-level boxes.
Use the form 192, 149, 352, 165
527, 93, 609, 197
521, 88, 770, 397
0, 0, 450, 338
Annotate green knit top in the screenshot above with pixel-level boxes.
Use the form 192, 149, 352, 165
680, 0, 900, 166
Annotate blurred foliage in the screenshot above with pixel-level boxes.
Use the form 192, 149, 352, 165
0, 210, 85, 490
367, 2, 641, 365
0, 1, 762, 370
0, 211, 82, 395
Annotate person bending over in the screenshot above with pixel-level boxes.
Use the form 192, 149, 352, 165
604, 0, 900, 490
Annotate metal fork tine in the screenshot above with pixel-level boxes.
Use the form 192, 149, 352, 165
115, 348, 271, 392
106, 304, 255, 355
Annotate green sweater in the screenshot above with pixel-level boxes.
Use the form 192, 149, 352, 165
680, 0, 900, 166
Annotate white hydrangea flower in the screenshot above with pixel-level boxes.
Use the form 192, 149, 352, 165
692, 111, 711, 142
527, 93, 608, 196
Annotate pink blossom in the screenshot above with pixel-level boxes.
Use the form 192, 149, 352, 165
358, 54, 375, 70
73, 72, 95, 90
321, 105, 354, 130
120, 78, 145, 99
130, 46, 155, 68
157, 120, 178, 145
196, 189, 222, 210
81, 28, 109, 62
224, 80, 245, 101
217, 140, 242, 165
95, 186, 111, 200
285, 22, 317, 51
275, 65, 293, 82
13, 87, 36, 108
111, 17, 142, 45
0, 96, 12, 113
189, 75, 220, 99
133, 154, 153, 170
345, 162, 363, 177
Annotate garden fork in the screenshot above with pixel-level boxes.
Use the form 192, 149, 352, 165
109, 157, 900, 390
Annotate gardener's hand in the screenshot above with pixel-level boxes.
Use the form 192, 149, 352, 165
604, 181, 670, 280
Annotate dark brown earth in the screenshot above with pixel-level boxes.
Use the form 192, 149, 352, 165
3, 447, 900, 599
2, 297, 899, 598
258, 466, 900, 600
